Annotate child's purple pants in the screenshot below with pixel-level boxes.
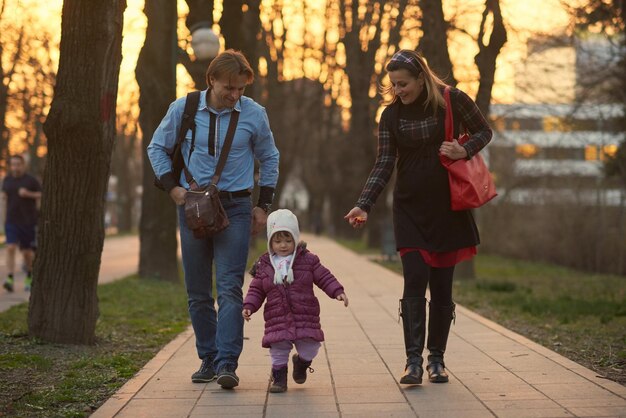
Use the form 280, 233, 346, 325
269, 338, 321, 368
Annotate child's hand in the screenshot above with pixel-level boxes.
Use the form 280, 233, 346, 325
336, 293, 349, 307
242, 309, 252, 321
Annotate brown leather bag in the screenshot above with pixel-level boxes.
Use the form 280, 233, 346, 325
183, 110, 239, 238
184, 183, 229, 238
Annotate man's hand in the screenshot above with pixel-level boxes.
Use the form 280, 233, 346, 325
251, 206, 268, 235
439, 139, 468, 160
169, 186, 186, 206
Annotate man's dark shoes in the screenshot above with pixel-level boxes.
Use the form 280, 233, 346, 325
216, 363, 239, 389
427, 361, 449, 383
191, 357, 216, 383
269, 366, 288, 393
292, 354, 314, 384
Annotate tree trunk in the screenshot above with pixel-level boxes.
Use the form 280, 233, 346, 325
179, 0, 215, 89
474, 0, 507, 116
338, 1, 384, 239
28, 0, 126, 344
418, 0, 456, 85
185, 0, 214, 29
0, 11, 25, 167
220, 0, 244, 51
113, 134, 136, 233
137, 0, 179, 281
218, 0, 261, 99
241, 0, 262, 100
455, 0, 507, 280
0, 69, 7, 165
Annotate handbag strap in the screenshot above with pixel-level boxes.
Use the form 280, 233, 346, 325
184, 110, 240, 190
443, 86, 468, 143
443, 86, 454, 142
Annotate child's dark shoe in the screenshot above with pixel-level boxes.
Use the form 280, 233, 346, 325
292, 354, 314, 384
269, 366, 288, 393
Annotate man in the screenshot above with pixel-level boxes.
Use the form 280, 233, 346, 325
147, 50, 279, 389
2, 155, 42, 292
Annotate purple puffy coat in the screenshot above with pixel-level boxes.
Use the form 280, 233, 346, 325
243, 244, 345, 348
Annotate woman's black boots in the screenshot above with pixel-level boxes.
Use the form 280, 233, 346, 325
399, 297, 427, 384
426, 302, 456, 383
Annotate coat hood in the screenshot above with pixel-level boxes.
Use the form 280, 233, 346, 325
267, 209, 300, 285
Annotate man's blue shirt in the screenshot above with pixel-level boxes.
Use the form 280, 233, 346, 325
147, 90, 279, 191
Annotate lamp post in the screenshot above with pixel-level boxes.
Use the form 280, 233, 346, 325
185, 22, 219, 88
190, 23, 220, 61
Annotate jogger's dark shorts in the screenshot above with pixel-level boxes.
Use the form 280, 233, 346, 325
5, 223, 37, 250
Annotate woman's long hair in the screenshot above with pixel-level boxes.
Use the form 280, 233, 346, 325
380, 50, 447, 115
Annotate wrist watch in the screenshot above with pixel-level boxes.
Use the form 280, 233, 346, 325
257, 203, 271, 214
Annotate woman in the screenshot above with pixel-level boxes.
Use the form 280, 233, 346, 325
345, 50, 493, 385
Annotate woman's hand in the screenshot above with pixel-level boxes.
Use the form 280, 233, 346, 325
344, 207, 368, 228
336, 293, 349, 307
242, 309, 252, 321
439, 139, 468, 160
169, 186, 187, 205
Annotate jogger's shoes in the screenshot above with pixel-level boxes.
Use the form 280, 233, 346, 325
3, 277, 14, 293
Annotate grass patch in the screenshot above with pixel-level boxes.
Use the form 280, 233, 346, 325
0, 276, 189, 417
458, 254, 626, 385
0, 240, 268, 418
344, 241, 626, 386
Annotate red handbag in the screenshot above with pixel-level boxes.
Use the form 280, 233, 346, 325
439, 87, 497, 211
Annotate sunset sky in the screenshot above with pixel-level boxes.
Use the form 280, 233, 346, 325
4, 0, 580, 107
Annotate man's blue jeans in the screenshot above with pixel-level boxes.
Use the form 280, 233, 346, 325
178, 196, 251, 372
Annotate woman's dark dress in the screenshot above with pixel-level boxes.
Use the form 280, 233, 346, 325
391, 89, 478, 252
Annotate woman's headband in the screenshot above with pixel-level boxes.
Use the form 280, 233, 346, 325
387, 50, 423, 76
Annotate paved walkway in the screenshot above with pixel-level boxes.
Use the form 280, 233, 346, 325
92, 234, 626, 418
0, 235, 139, 313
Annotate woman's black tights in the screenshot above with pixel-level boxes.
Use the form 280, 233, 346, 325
401, 251, 454, 305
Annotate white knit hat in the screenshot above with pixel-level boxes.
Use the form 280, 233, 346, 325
267, 209, 300, 285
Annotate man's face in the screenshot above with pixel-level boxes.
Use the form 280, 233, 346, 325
9, 157, 25, 177
209, 74, 248, 110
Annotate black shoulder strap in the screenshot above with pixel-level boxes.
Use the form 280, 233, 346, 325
184, 109, 240, 189
210, 110, 240, 185
179, 91, 201, 151
168, 91, 201, 188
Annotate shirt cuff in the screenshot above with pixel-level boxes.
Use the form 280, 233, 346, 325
159, 172, 179, 193
462, 144, 474, 160
257, 186, 275, 206
356, 200, 372, 213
